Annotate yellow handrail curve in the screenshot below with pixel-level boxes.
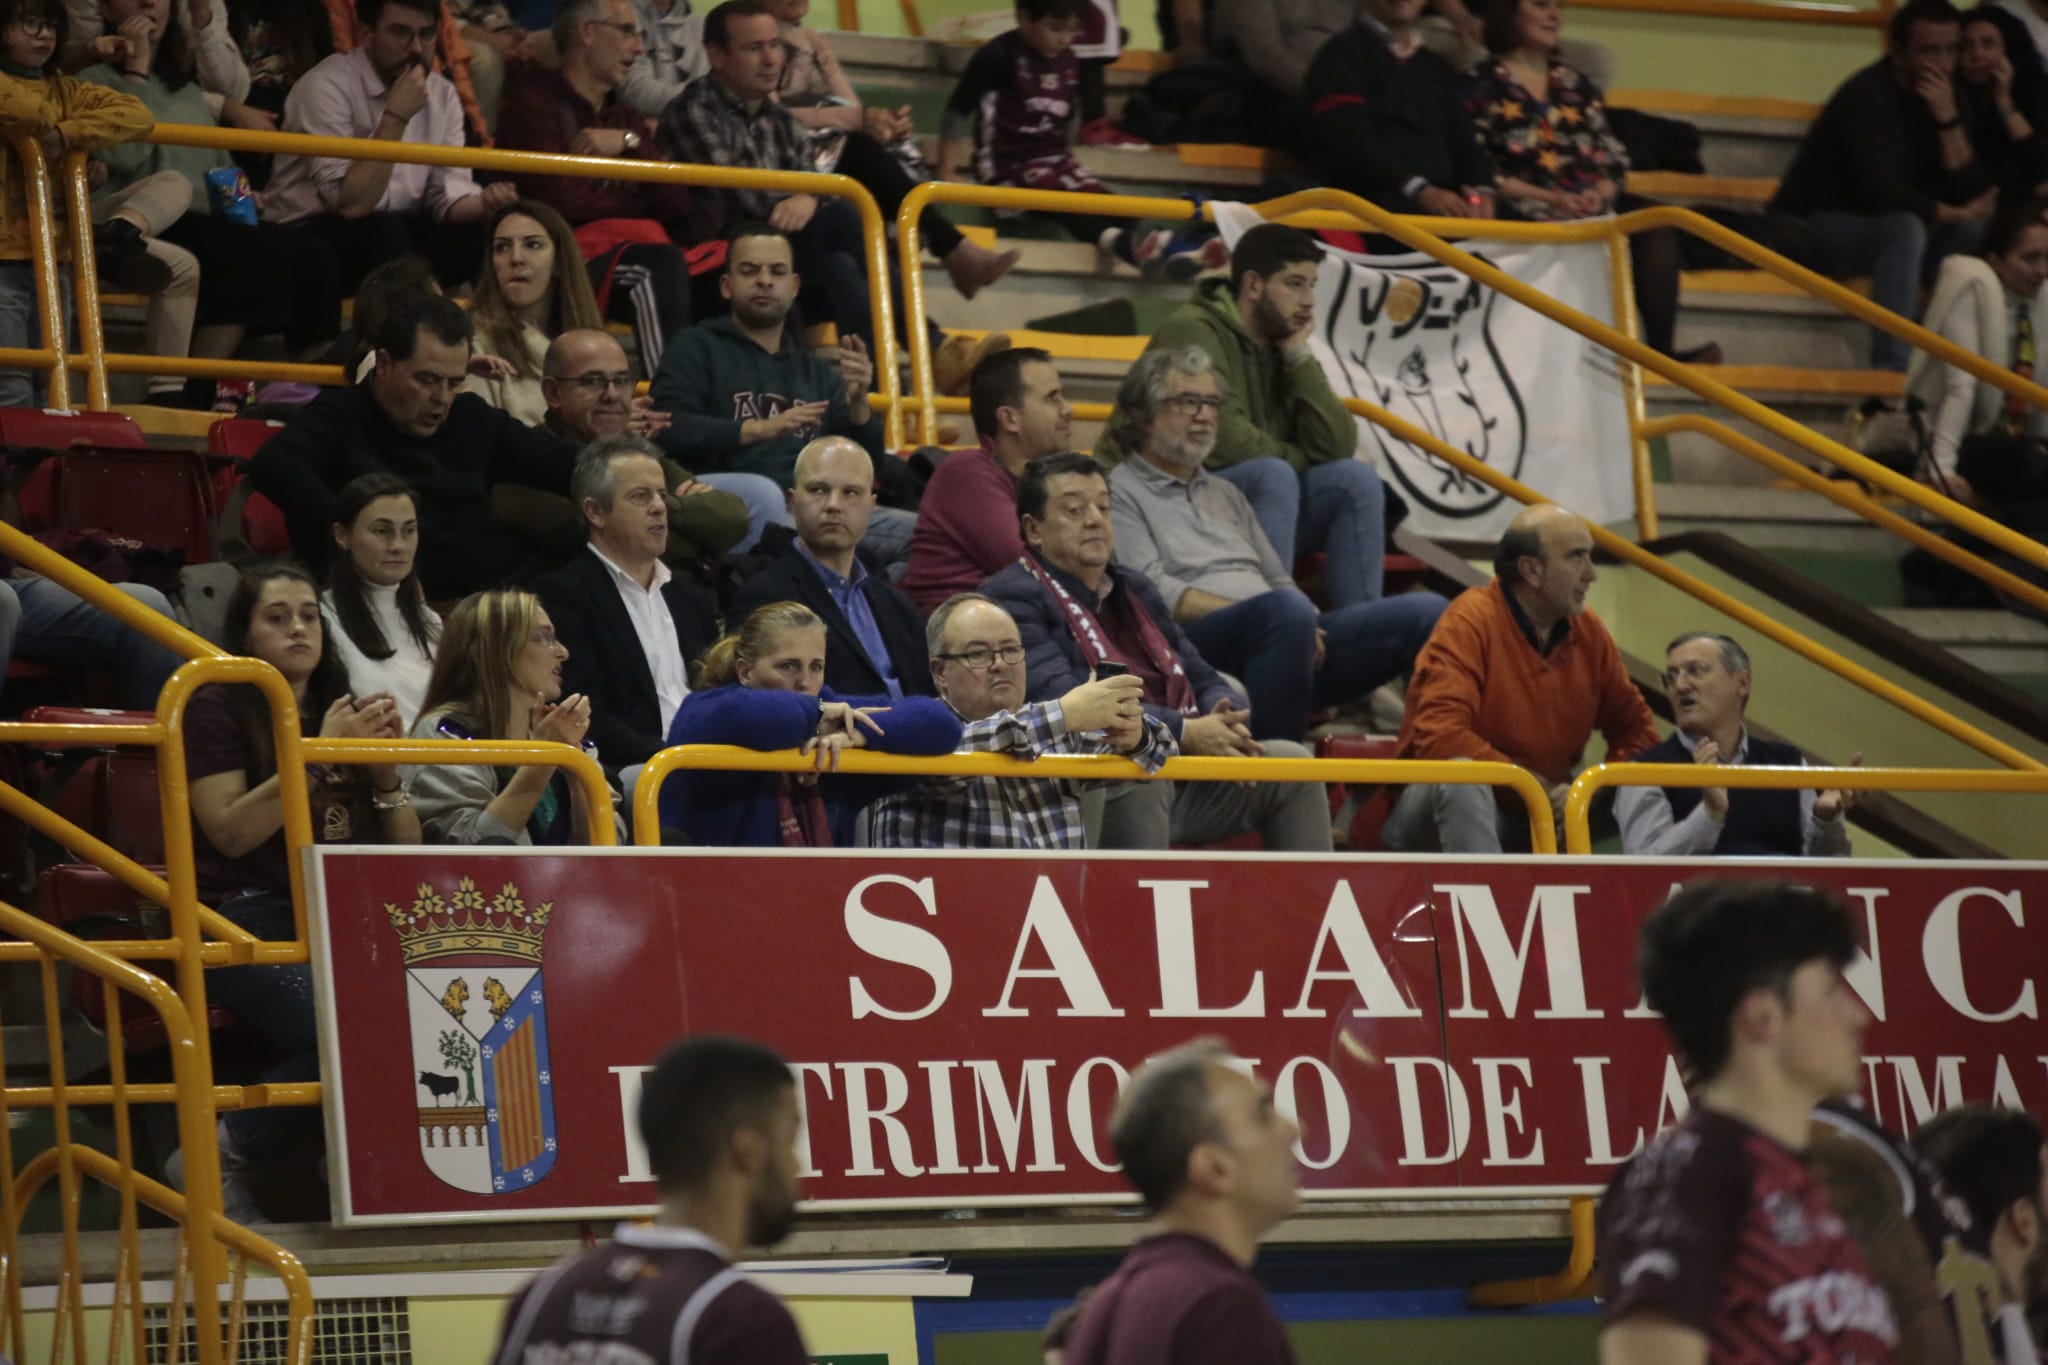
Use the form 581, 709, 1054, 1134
1563, 762, 2048, 852
893, 185, 2048, 584
0, 896, 236, 1364
632, 745, 1559, 852
52, 122, 903, 431
1638, 412, 2048, 616
1569, 0, 1882, 22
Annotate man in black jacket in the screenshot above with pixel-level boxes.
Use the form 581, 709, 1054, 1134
728, 437, 932, 699
533, 436, 719, 777
1770, 0, 1993, 370
979, 453, 1332, 851
248, 292, 577, 599
1301, 0, 1498, 219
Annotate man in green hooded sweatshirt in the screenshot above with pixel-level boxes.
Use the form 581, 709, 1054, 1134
1093, 223, 1392, 610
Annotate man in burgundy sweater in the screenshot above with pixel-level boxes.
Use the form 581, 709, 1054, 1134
902, 346, 1071, 613
1063, 1039, 1300, 1365
496, 0, 721, 367
493, 1035, 812, 1364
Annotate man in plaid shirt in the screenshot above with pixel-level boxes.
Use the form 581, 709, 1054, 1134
864, 593, 1175, 848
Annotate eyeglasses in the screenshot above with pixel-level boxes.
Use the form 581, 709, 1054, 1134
1662, 661, 1722, 685
588, 18, 640, 36
11, 16, 53, 36
529, 628, 560, 648
937, 645, 1025, 671
1163, 395, 1223, 416
551, 373, 635, 394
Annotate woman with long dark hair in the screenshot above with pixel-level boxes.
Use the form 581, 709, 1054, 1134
464, 198, 604, 424
1462, 0, 1718, 362
322, 473, 441, 726
406, 589, 627, 845
183, 560, 418, 1215
1961, 6, 2048, 205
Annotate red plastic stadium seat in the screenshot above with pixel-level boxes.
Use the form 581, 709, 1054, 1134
0, 407, 143, 451
1316, 734, 1400, 852
101, 749, 164, 865
17, 706, 155, 739
35, 863, 237, 1048
25, 447, 214, 563
206, 416, 284, 461
206, 420, 290, 556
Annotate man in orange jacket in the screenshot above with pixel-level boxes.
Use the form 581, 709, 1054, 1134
1385, 502, 1658, 853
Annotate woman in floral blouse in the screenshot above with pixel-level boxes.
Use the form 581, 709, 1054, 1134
1462, 0, 1718, 361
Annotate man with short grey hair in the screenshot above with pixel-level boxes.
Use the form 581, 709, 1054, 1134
533, 435, 719, 773
1060, 1038, 1300, 1365
1107, 346, 1446, 743
863, 594, 1173, 848
1616, 631, 1861, 856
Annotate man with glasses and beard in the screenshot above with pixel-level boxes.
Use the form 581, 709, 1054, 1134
863, 592, 1172, 848
492, 1034, 812, 1364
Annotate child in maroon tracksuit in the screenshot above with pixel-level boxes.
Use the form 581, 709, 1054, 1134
936, 0, 1222, 280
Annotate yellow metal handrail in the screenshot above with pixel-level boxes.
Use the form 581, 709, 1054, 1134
893, 185, 2048, 583
632, 744, 1560, 852
1563, 762, 2048, 852
1637, 412, 2048, 616
25, 121, 900, 429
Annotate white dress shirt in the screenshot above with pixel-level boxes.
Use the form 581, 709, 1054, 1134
589, 544, 689, 735
262, 48, 481, 226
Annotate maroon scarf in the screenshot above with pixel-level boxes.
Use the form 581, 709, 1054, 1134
1020, 555, 1199, 715
775, 773, 833, 847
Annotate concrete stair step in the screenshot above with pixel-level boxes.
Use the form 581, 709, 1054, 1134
1874, 607, 2048, 646
1650, 479, 1906, 553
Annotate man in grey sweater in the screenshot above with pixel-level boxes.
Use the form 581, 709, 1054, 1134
1107, 347, 1446, 743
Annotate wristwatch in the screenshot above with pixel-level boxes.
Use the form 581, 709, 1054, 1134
621, 130, 641, 152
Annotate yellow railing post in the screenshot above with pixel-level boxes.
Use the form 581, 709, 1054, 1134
6, 134, 69, 410
1604, 225, 1657, 540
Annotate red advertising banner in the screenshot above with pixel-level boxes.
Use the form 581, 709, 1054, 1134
308, 850, 2048, 1227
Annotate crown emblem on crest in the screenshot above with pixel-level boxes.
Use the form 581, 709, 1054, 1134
383, 876, 553, 966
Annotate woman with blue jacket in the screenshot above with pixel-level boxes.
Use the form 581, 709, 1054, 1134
663, 600, 963, 845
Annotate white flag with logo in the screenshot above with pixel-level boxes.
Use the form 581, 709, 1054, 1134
1214, 203, 1634, 542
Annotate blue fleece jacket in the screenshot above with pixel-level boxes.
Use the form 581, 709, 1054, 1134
659, 684, 964, 846
647, 316, 886, 487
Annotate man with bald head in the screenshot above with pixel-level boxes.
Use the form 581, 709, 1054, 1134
1386, 504, 1658, 853
540, 327, 779, 556
865, 593, 1174, 849
727, 437, 934, 698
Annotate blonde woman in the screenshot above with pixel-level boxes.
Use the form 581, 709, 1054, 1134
660, 600, 961, 846
406, 589, 626, 845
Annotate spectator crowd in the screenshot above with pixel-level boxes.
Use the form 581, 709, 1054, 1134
0, 0, 1963, 1235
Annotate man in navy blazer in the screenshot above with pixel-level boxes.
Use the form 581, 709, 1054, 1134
534, 436, 720, 773
727, 437, 935, 699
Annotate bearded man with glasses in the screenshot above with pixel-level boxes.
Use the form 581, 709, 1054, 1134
1106, 346, 1447, 744
863, 592, 1172, 849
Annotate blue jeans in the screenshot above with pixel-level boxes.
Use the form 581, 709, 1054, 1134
1213, 458, 1388, 606
1183, 587, 1447, 741
695, 471, 788, 554
1803, 210, 1983, 371
0, 577, 184, 710
0, 263, 72, 408
203, 893, 322, 1165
